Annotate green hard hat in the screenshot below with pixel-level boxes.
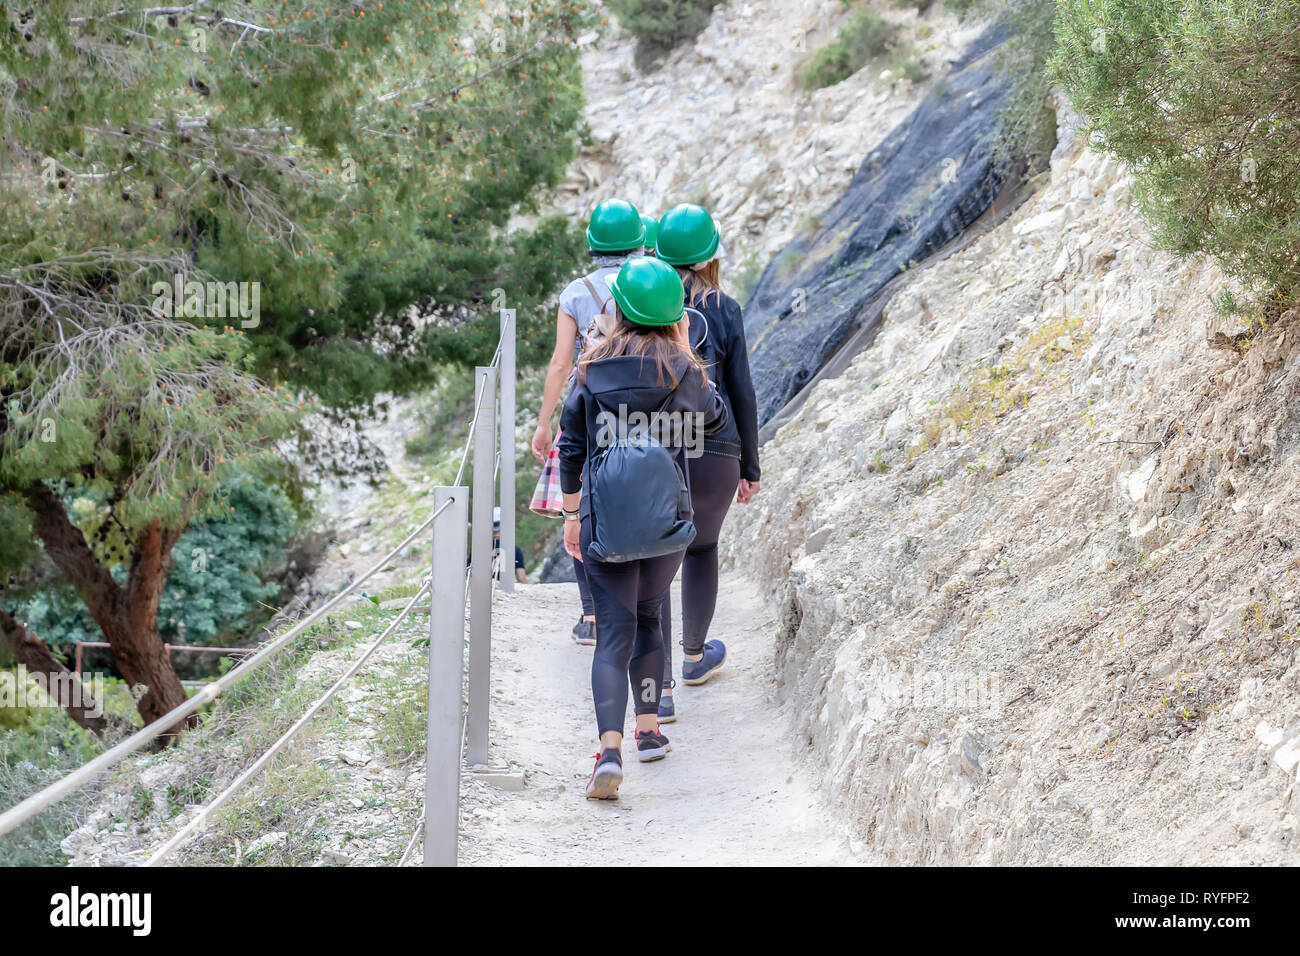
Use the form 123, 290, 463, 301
641, 214, 659, 252
586, 198, 646, 252
609, 256, 685, 327
654, 203, 720, 265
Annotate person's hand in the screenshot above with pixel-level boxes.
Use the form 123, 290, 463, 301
736, 479, 760, 504
671, 313, 690, 350
531, 423, 552, 463
563, 518, 583, 562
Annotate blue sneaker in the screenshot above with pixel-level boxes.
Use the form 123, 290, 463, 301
657, 692, 676, 723
681, 640, 726, 685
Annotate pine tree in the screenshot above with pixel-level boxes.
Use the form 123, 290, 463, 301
0, 0, 597, 734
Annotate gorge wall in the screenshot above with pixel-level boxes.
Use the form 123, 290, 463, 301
549, 0, 987, 275
728, 105, 1300, 864
540, 4, 1298, 866
744, 23, 1012, 426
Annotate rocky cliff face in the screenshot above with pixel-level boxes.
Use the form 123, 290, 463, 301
744, 23, 1014, 427
550, 1, 987, 277
728, 105, 1300, 864
535, 0, 987, 582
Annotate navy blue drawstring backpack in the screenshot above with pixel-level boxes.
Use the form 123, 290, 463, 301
585, 395, 696, 563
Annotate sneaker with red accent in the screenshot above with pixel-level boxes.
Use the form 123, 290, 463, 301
585, 747, 623, 799
634, 726, 671, 762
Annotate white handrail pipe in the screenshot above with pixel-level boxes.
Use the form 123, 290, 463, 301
465, 366, 496, 768
498, 308, 517, 594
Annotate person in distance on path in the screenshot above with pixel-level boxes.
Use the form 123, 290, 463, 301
494, 507, 527, 585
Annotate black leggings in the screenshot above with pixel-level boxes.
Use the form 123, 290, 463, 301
582, 518, 683, 737
573, 554, 595, 617
660, 453, 741, 688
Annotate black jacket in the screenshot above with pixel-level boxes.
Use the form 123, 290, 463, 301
559, 352, 729, 507
684, 286, 761, 481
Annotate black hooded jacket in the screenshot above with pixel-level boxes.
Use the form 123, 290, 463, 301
558, 352, 729, 509
683, 285, 761, 481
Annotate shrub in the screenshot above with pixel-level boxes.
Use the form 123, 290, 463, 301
1051, 0, 1300, 316
800, 10, 902, 90
608, 0, 727, 71
895, 55, 928, 85
0, 702, 107, 865
976, 0, 1061, 175
730, 254, 765, 307
17, 474, 300, 656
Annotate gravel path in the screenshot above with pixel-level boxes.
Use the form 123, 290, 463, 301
456, 574, 863, 866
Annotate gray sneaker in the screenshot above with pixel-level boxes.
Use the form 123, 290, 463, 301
634, 727, 671, 762
585, 748, 622, 799
571, 619, 596, 646
657, 692, 676, 723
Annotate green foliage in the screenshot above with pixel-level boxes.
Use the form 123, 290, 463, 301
1051, 0, 1300, 315
0, 2, 597, 721
895, 55, 928, 85
0, 318, 303, 575
799, 10, 903, 90
415, 216, 590, 373
1, 0, 598, 410
158, 475, 298, 645
402, 373, 479, 462
17, 474, 300, 650
894, 0, 1058, 173
890, 0, 971, 12
403, 371, 557, 571
608, 0, 727, 71
0, 685, 120, 865
729, 255, 765, 307
986, 0, 1059, 175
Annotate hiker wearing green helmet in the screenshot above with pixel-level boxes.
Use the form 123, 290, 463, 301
531, 198, 648, 647
641, 214, 659, 256
653, 203, 721, 267
557, 256, 729, 798
651, 203, 762, 723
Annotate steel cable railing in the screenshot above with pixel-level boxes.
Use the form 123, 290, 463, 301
0, 310, 518, 870
0, 496, 456, 838
146, 576, 436, 864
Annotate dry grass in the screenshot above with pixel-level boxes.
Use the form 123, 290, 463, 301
907, 314, 1089, 458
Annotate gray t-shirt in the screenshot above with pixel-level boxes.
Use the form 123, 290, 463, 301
558, 254, 635, 365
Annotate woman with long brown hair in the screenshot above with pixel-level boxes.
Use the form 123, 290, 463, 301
558, 256, 728, 800
653, 203, 761, 721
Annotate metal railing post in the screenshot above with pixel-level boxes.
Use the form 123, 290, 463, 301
465, 366, 497, 768
424, 486, 467, 867
498, 308, 517, 594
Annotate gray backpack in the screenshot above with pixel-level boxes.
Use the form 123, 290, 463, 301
580, 277, 620, 354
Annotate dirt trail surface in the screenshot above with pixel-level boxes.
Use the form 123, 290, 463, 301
458, 574, 863, 866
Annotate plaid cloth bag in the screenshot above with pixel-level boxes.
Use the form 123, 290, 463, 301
529, 429, 565, 517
